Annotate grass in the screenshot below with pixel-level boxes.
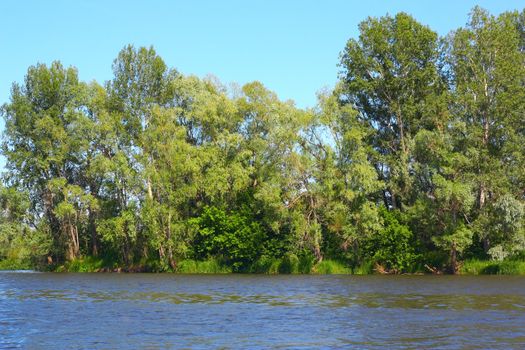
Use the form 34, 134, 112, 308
57, 256, 108, 272
178, 257, 352, 275
176, 259, 232, 274
311, 259, 352, 274
353, 260, 375, 275
53, 256, 315, 274
461, 258, 525, 275
250, 254, 315, 274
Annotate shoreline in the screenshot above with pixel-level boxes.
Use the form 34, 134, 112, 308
3, 257, 525, 275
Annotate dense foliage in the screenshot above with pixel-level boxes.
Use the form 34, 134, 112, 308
1, 7, 525, 273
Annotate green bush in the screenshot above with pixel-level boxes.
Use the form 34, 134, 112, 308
250, 255, 282, 274
364, 207, 419, 273
0, 258, 31, 270
0, 223, 52, 270
191, 206, 265, 271
279, 253, 299, 274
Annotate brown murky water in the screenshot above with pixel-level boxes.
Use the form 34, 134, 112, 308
1, 272, 525, 349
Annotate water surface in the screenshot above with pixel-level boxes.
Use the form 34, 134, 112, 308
1, 272, 525, 349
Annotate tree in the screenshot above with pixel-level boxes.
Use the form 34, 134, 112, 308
104, 45, 176, 265
0, 185, 50, 268
47, 178, 98, 260
411, 127, 475, 273
141, 105, 199, 270
235, 82, 309, 258
447, 7, 525, 255
300, 88, 383, 265
1, 62, 92, 262
340, 12, 444, 209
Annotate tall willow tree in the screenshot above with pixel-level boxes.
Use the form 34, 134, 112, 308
339, 12, 444, 210
103, 45, 175, 265
300, 87, 383, 265
235, 82, 310, 259
141, 76, 242, 269
447, 7, 525, 259
1, 62, 95, 261
85, 81, 141, 263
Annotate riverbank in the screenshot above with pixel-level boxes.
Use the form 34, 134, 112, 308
4, 256, 525, 275
0, 256, 356, 274
54, 257, 356, 274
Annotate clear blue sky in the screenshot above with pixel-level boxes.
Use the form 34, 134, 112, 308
1, 0, 524, 110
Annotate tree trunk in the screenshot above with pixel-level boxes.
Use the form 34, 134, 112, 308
166, 211, 176, 270
450, 243, 459, 275
159, 246, 165, 261
147, 177, 153, 200
478, 184, 486, 209
397, 114, 407, 155
390, 190, 397, 210
66, 222, 80, 261
89, 209, 98, 256
123, 223, 131, 266
382, 190, 390, 208
44, 189, 62, 262
313, 245, 323, 263
478, 115, 488, 209
478, 100, 491, 250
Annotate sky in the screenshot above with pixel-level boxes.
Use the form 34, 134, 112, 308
1, 0, 524, 111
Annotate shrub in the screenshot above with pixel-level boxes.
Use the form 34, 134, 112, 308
250, 255, 282, 274
364, 207, 419, 273
278, 253, 299, 274
190, 206, 265, 271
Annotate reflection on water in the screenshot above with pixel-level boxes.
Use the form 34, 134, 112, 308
1, 273, 525, 349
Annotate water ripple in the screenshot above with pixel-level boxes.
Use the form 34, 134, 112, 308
4, 288, 525, 311
2, 274, 525, 349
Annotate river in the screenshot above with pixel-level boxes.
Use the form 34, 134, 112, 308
1, 272, 525, 349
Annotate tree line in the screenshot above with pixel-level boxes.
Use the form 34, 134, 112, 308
1, 7, 525, 273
